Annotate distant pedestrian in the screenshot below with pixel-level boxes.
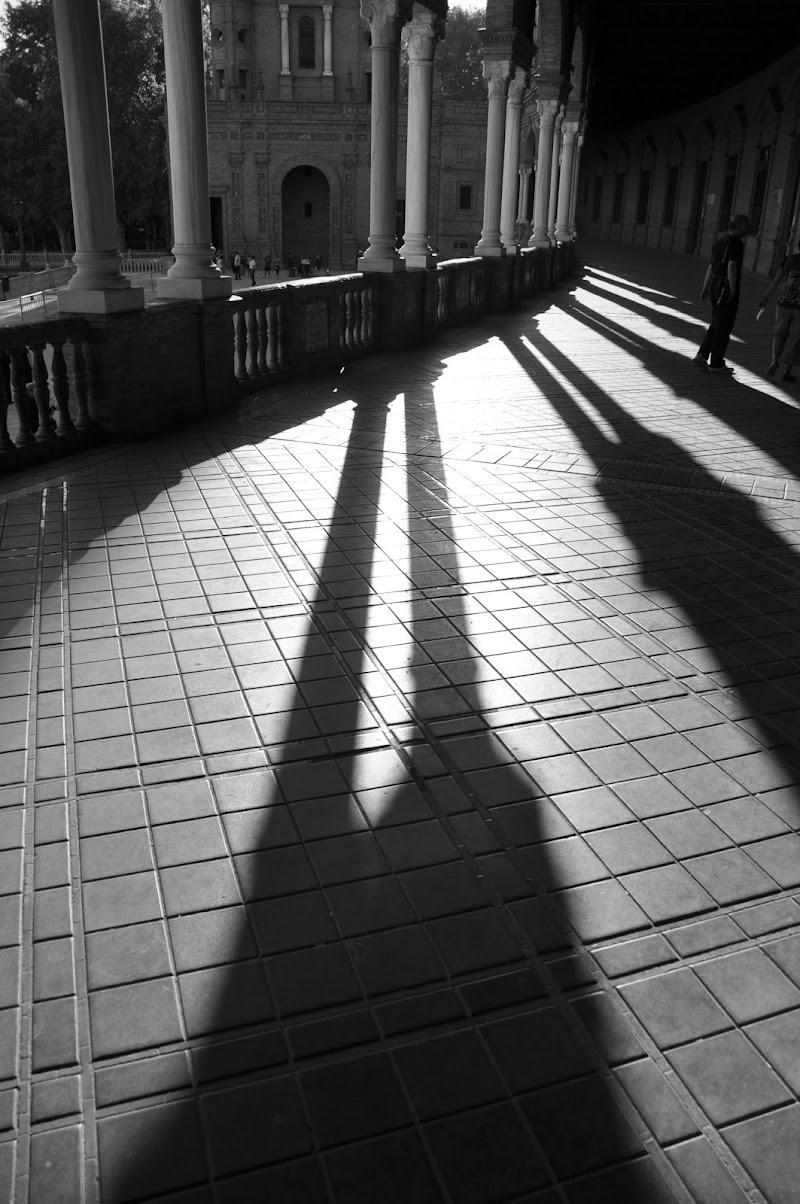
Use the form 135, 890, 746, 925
759, 240, 800, 383
300, 256, 311, 277
248, 255, 256, 285
232, 251, 241, 281
314, 254, 322, 273
694, 214, 750, 374
264, 256, 271, 278
273, 258, 281, 277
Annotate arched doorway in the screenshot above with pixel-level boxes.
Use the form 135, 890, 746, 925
281, 165, 331, 268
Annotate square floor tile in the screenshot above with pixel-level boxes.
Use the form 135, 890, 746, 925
268, 944, 362, 1015
621, 968, 733, 1049
202, 1077, 312, 1175
481, 1006, 593, 1092
519, 1075, 643, 1177
694, 948, 800, 1024
725, 1105, 800, 1204
686, 849, 777, 905
89, 977, 182, 1057
325, 1131, 443, 1204
425, 1102, 549, 1203
667, 1029, 790, 1125
300, 1051, 410, 1147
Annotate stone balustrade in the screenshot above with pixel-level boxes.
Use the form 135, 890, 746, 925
0, 318, 94, 470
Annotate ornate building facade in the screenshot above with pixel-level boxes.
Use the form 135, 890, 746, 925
205, 0, 491, 270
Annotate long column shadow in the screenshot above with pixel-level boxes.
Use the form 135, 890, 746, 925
505, 320, 800, 796
552, 288, 800, 482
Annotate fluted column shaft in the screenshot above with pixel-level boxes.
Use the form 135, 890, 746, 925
475, 60, 510, 257
323, 5, 333, 75
500, 69, 527, 253
546, 109, 563, 241
51, 0, 143, 312
401, 6, 440, 268
517, 167, 531, 223
359, 0, 404, 272
279, 4, 291, 72
158, 0, 231, 299
555, 119, 579, 242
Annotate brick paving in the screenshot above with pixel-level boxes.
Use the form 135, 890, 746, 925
2, 240, 800, 1202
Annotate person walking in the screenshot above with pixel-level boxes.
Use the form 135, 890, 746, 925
273, 257, 281, 278
248, 254, 257, 285
694, 213, 750, 374
264, 255, 271, 278
759, 241, 800, 383
232, 251, 241, 281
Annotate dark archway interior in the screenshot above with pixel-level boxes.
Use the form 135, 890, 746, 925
281, 166, 331, 268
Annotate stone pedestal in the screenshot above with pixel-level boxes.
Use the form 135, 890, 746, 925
51, 0, 143, 314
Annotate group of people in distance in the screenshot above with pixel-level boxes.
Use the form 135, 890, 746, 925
214, 249, 325, 284
695, 213, 800, 382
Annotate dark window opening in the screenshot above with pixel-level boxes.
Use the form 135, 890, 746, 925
636, 169, 651, 225
663, 164, 680, 227
365, 73, 372, 104
217, 69, 226, 98
718, 153, 739, 230
750, 145, 772, 232
304, 166, 312, 178
612, 172, 626, 224
237, 27, 248, 43
458, 185, 472, 211
592, 176, 603, 221
298, 16, 315, 69
238, 69, 247, 98
304, 202, 313, 218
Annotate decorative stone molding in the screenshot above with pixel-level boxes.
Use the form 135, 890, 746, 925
405, 6, 443, 62
359, 0, 403, 49
484, 58, 511, 99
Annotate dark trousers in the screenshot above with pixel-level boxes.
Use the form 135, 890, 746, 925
698, 296, 739, 368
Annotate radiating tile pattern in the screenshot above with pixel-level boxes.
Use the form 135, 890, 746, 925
2, 243, 800, 1202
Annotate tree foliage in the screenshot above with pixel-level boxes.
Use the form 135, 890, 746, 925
0, 0, 169, 250
401, 6, 486, 101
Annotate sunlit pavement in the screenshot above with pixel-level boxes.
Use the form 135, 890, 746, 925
3, 240, 800, 1203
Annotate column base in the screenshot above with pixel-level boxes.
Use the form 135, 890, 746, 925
358, 255, 405, 274
157, 275, 233, 300
400, 250, 436, 269
474, 243, 506, 258
279, 76, 293, 100
57, 285, 145, 315
554, 226, 573, 243
527, 234, 552, 249
500, 242, 519, 256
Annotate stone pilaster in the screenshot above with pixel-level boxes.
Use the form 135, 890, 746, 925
323, 5, 334, 74
400, 5, 442, 269
158, 0, 232, 300
279, 3, 292, 99
500, 69, 527, 254
475, 60, 511, 257
51, 0, 143, 313
358, 0, 405, 273
528, 90, 559, 248
547, 108, 564, 242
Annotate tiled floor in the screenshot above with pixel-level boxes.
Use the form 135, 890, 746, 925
3, 240, 800, 1202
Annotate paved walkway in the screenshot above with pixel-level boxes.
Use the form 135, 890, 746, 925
2, 241, 800, 1204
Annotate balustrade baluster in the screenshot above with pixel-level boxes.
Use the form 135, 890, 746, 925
276, 304, 287, 370
364, 289, 376, 346
0, 355, 12, 453
339, 294, 348, 352
9, 348, 34, 445
31, 343, 54, 442
256, 305, 268, 375
345, 292, 356, 351
50, 340, 75, 436
233, 308, 247, 379
360, 290, 370, 347
245, 306, 259, 378
352, 292, 363, 350
266, 306, 279, 372
69, 339, 91, 429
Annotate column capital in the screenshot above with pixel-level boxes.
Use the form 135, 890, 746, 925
519, 165, 532, 177
360, 0, 404, 47
560, 119, 580, 144
536, 95, 559, 126
322, 3, 333, 14
483, 58, 511, 98
279, 3, 289, 14
406, 5, 443, 62
507, 67, 527, 106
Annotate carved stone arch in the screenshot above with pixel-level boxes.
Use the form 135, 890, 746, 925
273, 155, 344, 265
639, 134, 656, 171
520, 128, 536, 169
568, 23, 585, 103
690, 116, 715, 158
615, 142, 631, 173
720, 104, 747, 153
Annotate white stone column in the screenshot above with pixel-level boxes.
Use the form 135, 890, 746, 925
528, 93, 559, 248
358, 0, 405, 273
569, 130, 585, 238
546, 108, 563, 242
280, 4, 291, 73
475, 60, 510, 257
500, 69, 527, 254
323, 5, 333, 75
400, 5, 440, 269
51, 0, 143, 313
517, 167, 531, 223
555, 119, 579, 242
158, 0, 231, 299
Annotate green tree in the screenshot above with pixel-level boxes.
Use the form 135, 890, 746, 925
0, 0, 169, 254
401, 5, 486, 101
